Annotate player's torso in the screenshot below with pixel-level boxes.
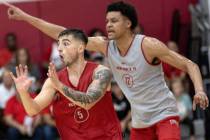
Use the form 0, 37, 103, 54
52, 62, 122, 139
107, 35, 178, 128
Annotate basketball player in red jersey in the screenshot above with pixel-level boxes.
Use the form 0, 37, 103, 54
10, 29, 122, 140
5, 1, 209, 140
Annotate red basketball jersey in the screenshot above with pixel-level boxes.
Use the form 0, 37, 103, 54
52, 61, 122, 140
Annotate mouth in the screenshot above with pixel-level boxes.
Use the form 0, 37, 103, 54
59, 55, 64, 61
107, 31, 115, 36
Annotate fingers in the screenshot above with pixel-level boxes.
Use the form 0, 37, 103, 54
8, 8, 14, 17
48, 62, 54, 78
16, 66, 20, 77
48, 62, 56, 75
24, 65, 28, 76
193, 93, 209, 110
16, 65, 28, 77
1, 1, 15, 8
192, 99, 197, 111
19, 64, 24, 75
9, 72, 16, 81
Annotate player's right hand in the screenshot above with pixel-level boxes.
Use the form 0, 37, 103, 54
18, 125, 27, 135
10, 65, 32, 94
4, 2, 29, 21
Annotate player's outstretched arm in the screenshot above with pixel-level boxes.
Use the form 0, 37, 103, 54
4, 2, 65, 40
4, 2, 107, 54
10, 65, 56, 116
142, 37, 209, 111
48, 63, 112, 110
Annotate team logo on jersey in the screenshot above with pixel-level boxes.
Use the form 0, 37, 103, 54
74, 107, 89, 123
122, 74, 134, 88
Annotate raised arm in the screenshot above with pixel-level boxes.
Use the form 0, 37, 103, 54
10, 65, 56, 116
48, 63, 112, 110
5, 3, 108, 54
142, 37, 209, 110
5, 2, 65, 40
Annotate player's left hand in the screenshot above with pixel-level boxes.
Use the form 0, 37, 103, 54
47, 62, 61, 90
193, 91, 209, 110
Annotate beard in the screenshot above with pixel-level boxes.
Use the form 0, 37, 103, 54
65, 53, 79, 67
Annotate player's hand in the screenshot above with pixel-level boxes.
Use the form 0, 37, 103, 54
10, 65, 32, 94
47, 62, 62, 91
120, 121, 127, 132
18, 125, 27, 135
4, 2, 29, 21
193, 91, 209, 110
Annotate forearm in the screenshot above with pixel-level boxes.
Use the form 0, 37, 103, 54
18, 91, 42, 116
186, 61, 204, 92
122, 111, 131, 123
24, 14, 66, 40
5, 117, 23, 129
58, 84, 103, 110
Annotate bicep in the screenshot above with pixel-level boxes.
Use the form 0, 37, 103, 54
86, 37, 108, 55
34, 79, 56, 110
145, 37, 190, 72
159, 50, 189, 72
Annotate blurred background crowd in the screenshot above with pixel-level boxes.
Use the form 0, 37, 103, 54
0, 0, 210, 140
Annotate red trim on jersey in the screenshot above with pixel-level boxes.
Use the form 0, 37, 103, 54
141, 37, 161, 66
105, 41, 109, 57
114, 35, 136, 57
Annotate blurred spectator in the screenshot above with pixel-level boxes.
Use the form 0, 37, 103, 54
0, 69, 15, 140
0, 33, 18, 77
171, 78, 195, 140
162, 41, 186, 80
88, 28, 106, 64
42, 42, 64, 71
0, 69, 15, 109
5, 33, 18, 53
89, 28, 105, 37
12, 48, 41, 92
42, 105, 59, 140
50, 42, 64, 70
4, 93, 43, 140
111, 81, 131, 137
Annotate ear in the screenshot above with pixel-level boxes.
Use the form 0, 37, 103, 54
126, 19, 132, 29
78, 43, 85, 54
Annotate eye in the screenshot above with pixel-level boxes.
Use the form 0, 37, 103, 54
111, 19, 118, 23
63, 42, 69, 46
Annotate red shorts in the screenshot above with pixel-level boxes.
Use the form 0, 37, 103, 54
130, 116, 180, 140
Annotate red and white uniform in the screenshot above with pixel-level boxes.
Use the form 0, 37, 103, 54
107, 35, 180, 140
52, 61, 122, 140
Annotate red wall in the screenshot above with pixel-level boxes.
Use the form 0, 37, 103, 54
0, 0, 193, 63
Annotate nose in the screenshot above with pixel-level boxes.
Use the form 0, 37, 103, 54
57, 45, 63, 54
106, 21, 112, 29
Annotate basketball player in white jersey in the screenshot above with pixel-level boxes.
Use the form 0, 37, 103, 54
5, 1, 209, 140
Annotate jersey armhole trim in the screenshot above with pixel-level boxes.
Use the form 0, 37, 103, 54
140, 37, 161, 66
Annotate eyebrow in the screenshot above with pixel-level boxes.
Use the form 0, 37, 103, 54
62, 39, 71, 43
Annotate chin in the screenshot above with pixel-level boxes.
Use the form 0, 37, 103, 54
107, 35, 115, 40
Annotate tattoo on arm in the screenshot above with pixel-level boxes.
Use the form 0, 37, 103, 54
62, 68, 112, 105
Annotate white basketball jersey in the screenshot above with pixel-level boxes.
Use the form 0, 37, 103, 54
107, 35, 178, 128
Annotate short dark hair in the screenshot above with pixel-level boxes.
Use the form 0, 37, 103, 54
107, 1, 138, 30
58, 29, 88, 45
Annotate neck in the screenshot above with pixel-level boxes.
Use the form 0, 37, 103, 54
67, 57, 87, 77
115, 30, 134, 55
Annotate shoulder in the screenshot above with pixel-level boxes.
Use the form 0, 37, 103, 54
95, 65, 111, 73
142, 36, 169, 57
93, 65, 112, 79
142, 37, 165, 49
